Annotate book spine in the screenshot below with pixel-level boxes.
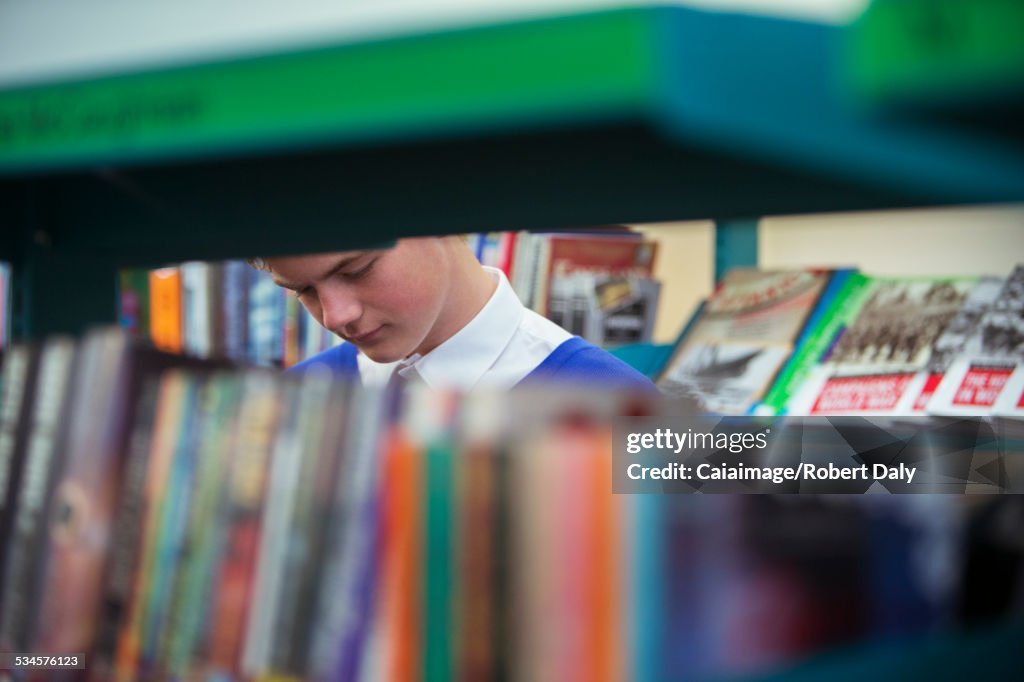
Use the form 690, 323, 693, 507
207, 262, 226, 360
308, 389, 386, 682
759, 273, 870, 414
160, 374, 241, 679
89, 375, 161, 681
201, 372, 280, 679
136, 377, 205, 676
0, 346, 36, 602
282, 295, 301, 368
266, 372, 335, 677
249, 272, 285, 367
456, 442, 495, 680
182, 262, 212, 358
114, 371, 190, 681
149, 267, 184, 354
309, 387, 385, 679
118, 269, 151, 341
415, 390, 455, 682
222, 260, 251, 363
241, 380, 304, 678
282, 381, 351, 677
0, 340, 71, 652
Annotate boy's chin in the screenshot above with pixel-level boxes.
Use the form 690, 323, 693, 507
355, 342, 408, 365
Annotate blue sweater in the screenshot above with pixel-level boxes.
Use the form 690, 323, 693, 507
290, 336, 657, 393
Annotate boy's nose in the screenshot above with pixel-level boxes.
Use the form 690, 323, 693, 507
319, 286, 363, 333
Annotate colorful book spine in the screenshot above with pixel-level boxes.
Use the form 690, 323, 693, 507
149, 267, 183, 354
114, 371, 191, 681
162, 374, 242, 679
201, 372, 280, 679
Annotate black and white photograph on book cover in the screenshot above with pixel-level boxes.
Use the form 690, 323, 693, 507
928, 265, 1024, 416
828, 280, 970, 370
659, 341, 791, 414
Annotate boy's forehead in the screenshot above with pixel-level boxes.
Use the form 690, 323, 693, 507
266, 250, 366, 287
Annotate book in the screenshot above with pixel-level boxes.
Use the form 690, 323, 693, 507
0, 344, 41, 622
88, 374, 162, 682
118, 269, 150, 342
149, 267, 183, 354
927, 265, 1024, 415
0, 339, 73, 653
542, 233, 660, 346
200, 371, 281, 679
992, 364, 1024, 418
658, 268, 840, 414
114, 370, 192, 681
787, 275, 976, 416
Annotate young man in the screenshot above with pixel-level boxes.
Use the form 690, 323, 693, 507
262, 235, 656, 392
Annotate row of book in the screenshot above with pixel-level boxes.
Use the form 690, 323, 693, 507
491, 229, 662, 347
657, 265, 1024, 418
117, 230, 662, 368
119, 262, 343, 369
1, 329, 1022, 680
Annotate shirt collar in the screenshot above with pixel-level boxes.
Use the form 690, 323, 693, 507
404, 266, 524, 390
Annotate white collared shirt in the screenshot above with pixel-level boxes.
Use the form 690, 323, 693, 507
356, 266, 572, 391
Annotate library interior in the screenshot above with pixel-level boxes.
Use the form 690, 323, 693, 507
1, 1, 1023, 680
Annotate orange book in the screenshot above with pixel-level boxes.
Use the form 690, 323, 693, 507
377, 424, 422, 682
149, 268, 183, 354
586, 423, 620, 682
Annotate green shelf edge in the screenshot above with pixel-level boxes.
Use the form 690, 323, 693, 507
848, 0, 1024, 107
0, 9, 660, 175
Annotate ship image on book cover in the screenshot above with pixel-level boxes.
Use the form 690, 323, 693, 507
657, 269, 837, 415
787, 276, 976, 416
927, 265, 1024, 415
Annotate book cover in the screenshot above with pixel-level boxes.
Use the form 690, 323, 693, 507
992, 364, 1024, 418
543, 233, 659, 345
658, 268, 835, 414
149, 267, 183, 354
927, 265, 1024, 415
899, 276, 1006, 414
788, 276, 976, 416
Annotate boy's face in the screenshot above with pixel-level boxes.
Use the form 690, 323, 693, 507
264, 238, 451, 363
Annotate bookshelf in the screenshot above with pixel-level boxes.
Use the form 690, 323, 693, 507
2, 3, 1023, 339
0, 4, 1022, 678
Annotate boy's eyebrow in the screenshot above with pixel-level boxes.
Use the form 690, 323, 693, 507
272, 252, 365, 290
